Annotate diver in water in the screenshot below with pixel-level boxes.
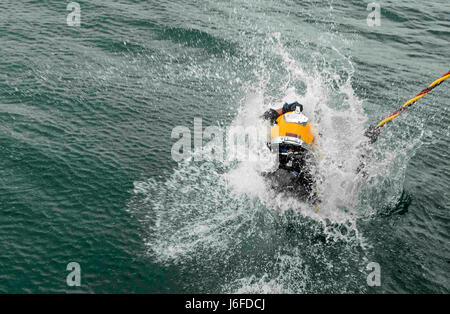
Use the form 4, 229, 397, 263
262, 101, 316, 200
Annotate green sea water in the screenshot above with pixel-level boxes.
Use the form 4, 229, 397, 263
0, 0, 449, 293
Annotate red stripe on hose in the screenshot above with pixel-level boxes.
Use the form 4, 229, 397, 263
416, 87, 433, 97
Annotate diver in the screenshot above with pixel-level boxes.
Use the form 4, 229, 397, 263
262, 101, 316, 200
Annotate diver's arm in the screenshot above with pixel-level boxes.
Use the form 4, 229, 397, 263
282, 102, 302, 113
263, 102, 303, 123
262, 108, 280, 123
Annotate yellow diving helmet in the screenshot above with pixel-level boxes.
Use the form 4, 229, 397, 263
268, 105, 314, 150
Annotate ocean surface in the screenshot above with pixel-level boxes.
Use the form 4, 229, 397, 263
0, 0, 449, 293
